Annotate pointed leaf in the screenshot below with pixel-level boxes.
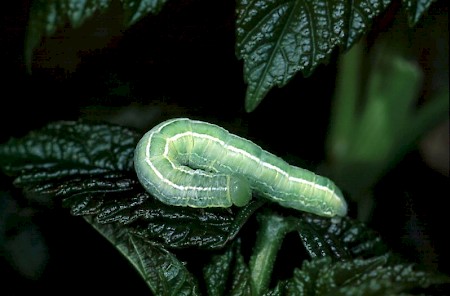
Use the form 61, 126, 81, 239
236, 0, 392, 111
403, 0, 434, 25
262, 282, 286, 296
229, 245, 253, 296
0, 121, 138, 181
86, 216, 201, 295
203, 243, 235, 296
122, 0, 169, 26
286, 256, 450, 295
203, 241, 253, 296
297, 214, 389, 260
128, 199, 264, 249
64, 185, 263, 249
0, 121, 263, 249
25, 0, 169, 71
25, 0, 111, 70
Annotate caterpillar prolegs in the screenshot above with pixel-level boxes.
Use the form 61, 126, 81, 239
134, 118, 347, 217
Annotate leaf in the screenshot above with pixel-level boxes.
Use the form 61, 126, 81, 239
86, 216, 201, 296
247, 211, 388, 266
283, 255, 450, 295
203, 243, 235, 296
25, 0, 168, 71
122, 0, 169, 26
0, 121, 263, 249
200, 211, 448, 295
229, 250, 253, 296
0, 121, 138, 179
403, 0, 435, 25
64, 186, 264, 249
203, 241, 253, 296
246, 210, 389, 294
238, 0, 427, 111
123, 199, 264, 249
297, 214, 389, 260
25, 0, 110, 70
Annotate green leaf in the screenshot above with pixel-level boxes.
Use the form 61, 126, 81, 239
236, 0, 394, 111
64, 188, 263, 249
0, 121, 138, 181
124, 199, 264, 249
203, 241, 253, 296
0, 121, 263, 249
286, 256, 450, 295
25, 0, 110, 70
298, 214, 389, 260
25, 0, 168, 71
244, 211, 389, 295
229, 250, 253, 296
203, 244, 234, 296
86, 216, 201, 295
403, 0, 435, 25
262, 283, 286, 296
122, 0, 169, 26
200, 211, 448, 295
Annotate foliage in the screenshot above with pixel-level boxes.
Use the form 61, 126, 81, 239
2, 0, 447, 295
26, 0, 435, 111
1, 121, 448, 295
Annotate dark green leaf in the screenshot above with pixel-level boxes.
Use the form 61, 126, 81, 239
262, 282, 286, 296
130, 199, 263, 249
25, 0, 168, 71
122, 0, 169, 26
229, 248, 253, 296
235, 0, 393, 111
86, 216, 201, 296
202, 241, 253, 296
0, 121, 138, 179
285, 256, 450, 295
403, 0, 435, 25
25, 0, 111, 70
199, 210, 448, 296
65, 186, 263, 249
0, 121, 263, 249
297, 214, 389, 260
203, 243, 235, 296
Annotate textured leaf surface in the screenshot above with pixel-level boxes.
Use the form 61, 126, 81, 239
122, 0, 169, 26
203, 241, 253, 296
297, 214, 389, 260
2, 121, 448, 295
87, 216, 200, 295
237, 0, 435, 111
229, 251, 253, 296
203, 243, 235, 296
64, 187, 264, 249
286, 256, 449, 295
0, 121, 262, 249
0, 121, 138, 178
203, 216, 448, 295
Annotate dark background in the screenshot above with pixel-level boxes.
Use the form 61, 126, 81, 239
1, 0, 448, 294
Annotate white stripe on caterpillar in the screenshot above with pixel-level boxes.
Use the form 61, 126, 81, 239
134, 118, 347, 217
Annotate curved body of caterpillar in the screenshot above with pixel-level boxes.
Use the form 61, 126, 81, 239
134, 118, 347, 217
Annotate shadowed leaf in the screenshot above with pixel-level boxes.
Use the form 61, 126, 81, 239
235, 0, 436, 111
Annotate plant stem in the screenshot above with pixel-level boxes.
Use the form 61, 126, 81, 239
249, 212, 296, 295
327, 41, 364, 162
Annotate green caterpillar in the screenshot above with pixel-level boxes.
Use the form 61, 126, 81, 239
134, 118, 347, 217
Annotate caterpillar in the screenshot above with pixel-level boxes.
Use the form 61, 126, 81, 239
134, 118, 347, 217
